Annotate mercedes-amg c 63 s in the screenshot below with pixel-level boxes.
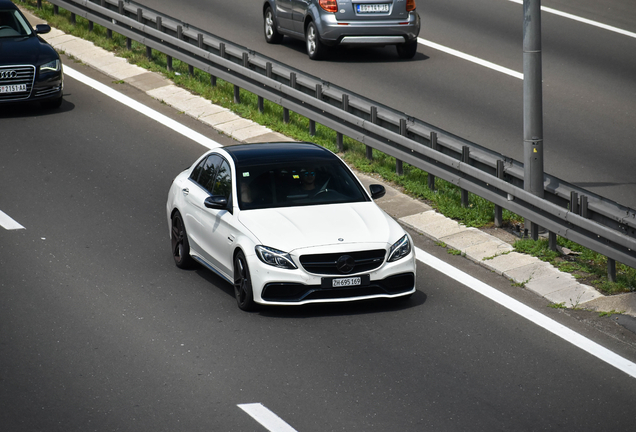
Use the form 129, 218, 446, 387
166, 142, 416, 311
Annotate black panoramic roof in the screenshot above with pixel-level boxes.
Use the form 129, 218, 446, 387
223, 142, 337, 167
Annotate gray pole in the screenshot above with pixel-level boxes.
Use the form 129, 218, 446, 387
523, 0, 545, 240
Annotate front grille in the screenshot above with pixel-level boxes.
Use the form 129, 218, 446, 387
0, 65, 36, 101
299, 249, 386, 275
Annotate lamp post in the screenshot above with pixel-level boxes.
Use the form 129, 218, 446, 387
523, 0, 545, 240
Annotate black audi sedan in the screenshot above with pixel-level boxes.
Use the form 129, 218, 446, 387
0, 0, 63, 108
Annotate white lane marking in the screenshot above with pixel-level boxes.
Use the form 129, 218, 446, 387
417, 37, 523, 80
238, 403, 298, 432
507, 0, 636, 39
415, 246, 636, 379
63, 66, 223, 150
0, 210, 25, 230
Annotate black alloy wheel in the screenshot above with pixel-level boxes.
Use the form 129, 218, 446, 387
234, 250, 256, 311
171, 211, 194, 269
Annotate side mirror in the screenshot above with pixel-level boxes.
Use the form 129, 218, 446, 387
204, 195, 228, 209
35, 24, 51, 34
369, 184, 386, 200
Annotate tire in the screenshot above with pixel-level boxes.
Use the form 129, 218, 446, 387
264, 7, 283, 44
306, 21, 326, 60
234, 250, 256, 311
396, 39, 418, 59
41, 95, 63, 110
171, 210, 195, 269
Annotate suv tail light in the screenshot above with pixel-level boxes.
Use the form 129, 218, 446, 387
406, 0, 416, 12
319, 0, 338, 13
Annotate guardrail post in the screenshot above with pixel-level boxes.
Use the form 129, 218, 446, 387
290, 72, 296, 89
342, 94, 349, 112
88, 20, 93, 32
608, 258, 617, 283
461, 145, 470, 207
367, 106, 377, 161
397, 119, 406, 176
494, 159, 504, 227
309, 120, 316, 136
70, 13, 75, 24
102, 0, 111, 38
570, 191, 579, 214
37, 0, 41, 9
53, 4, 58, 15
428, 132, 438, 191
220, 43, 226, 58
234, 85, 240, 104
549, 232, 557, 251
337, 133, 344, 152
580, 195, 589, 218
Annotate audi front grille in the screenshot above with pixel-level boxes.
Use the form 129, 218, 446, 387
0, 65, 36, 101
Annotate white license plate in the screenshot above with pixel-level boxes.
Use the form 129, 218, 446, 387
357, 4, 390, 13
332, 277, 362, 287
0, 84, 26, 94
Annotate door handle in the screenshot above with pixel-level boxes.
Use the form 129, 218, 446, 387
182, 188, 189, 195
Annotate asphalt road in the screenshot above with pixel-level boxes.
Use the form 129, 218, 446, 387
137, 0, 636, 209
2, 59, 636, 431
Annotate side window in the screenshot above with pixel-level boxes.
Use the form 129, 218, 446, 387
191, 155, 222, 193
213, 160, 232, 200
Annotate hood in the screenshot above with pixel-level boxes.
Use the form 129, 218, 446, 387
0, 35, 54, 66
239, 202, 402, 252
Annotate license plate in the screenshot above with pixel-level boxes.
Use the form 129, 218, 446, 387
356, 3, 390, 13
332, 277, 362, 287
0, 84, 26, 93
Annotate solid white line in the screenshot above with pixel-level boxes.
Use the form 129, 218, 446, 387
0, 210, 25, 230
415, 246, 636, 379
417, 38, 524, 80
63, 66, 223, 150
507, 0, 636, 39
238, 403, 298, 432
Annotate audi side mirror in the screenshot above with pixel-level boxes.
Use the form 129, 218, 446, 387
35, 24, 51, 34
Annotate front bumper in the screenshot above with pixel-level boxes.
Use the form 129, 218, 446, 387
248, 244, 417, 306
0, 64, 63, 104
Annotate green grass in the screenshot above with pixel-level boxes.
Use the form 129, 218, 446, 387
514, 237, 636, 295
19, 0, 635, 295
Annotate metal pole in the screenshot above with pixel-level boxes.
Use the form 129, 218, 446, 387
523, 0, 545, 239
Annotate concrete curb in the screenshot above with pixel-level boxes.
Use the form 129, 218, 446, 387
24, 8, 635, 317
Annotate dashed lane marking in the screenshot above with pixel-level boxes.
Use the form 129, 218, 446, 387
0, 210, 25, 230
238, 403, 298, 432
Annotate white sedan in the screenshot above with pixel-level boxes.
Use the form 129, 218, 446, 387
166, 142, 416, 311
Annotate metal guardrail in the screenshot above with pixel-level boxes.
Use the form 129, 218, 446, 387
39, 0, 636, 272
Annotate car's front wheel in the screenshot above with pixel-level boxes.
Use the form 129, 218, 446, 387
306, 21, 326, 60
396, 39, 418, 59
264, 7, 283, 44
234, 250, 256, 311
171, 210, 195, 269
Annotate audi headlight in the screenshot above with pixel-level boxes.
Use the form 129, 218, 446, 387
40, 59, 60, 72
388, 234, 411, 262
255, 245, 297, 269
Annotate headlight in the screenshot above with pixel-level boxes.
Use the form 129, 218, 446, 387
40, 59, 60, 72
255, 245, 297, 269
388, 234, 411, 262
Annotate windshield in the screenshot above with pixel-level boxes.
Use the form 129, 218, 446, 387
237, 159, 369, 210
0, 9, 33, 38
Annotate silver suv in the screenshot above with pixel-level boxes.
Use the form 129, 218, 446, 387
263, 0, 421, 60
